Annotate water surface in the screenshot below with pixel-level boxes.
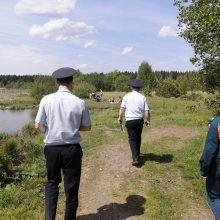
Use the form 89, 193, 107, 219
0, 109, 33, 134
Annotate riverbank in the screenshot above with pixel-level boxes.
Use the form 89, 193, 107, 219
0, 90, 36, 110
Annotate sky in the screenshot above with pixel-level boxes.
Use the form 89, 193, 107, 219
0, 0, 197, 75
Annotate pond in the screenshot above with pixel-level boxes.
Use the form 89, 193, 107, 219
0, 109, 33, 134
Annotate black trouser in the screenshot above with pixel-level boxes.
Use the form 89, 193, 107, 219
44, 144, 83, 220
125, 119, 144, 161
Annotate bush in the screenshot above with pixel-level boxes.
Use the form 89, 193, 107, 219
0, 138, 22, 186
205, 92, 220, 116
182, 91, 203, 101
23, 140, 42, 159
22, 123, 38, 138
114, 74, 130, 92
0, 133, 9, 142
74, 82, 96, 98
30, 76, 56, 103
141, 86, 151, 96
156, 79, 182, 98
3, 138, 20, 161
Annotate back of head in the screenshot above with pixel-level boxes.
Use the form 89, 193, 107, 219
52, 67, 76, 85
130, 79, 143, 90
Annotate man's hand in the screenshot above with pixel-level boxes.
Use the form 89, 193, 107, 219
79, 125, 91, 131
35, 123, 46, 133
145, 121, 150, 126
118, 107, 125, 124
201, 176, 207, 181
118, 118, 122, 124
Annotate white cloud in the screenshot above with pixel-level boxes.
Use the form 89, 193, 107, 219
29, 18, 95, 42
14, 0, 77, 15
76, 63, 88, 69
121, 47, 133, 55
84, 40, 95, 48
158, 25, 178, 38
0, 45, 51, 61
0, 45, 60, 74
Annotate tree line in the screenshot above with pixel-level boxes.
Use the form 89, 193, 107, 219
0, 75, 35, 89
0, 62, 204, 98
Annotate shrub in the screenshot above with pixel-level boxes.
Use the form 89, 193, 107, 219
3, 138, 20, 161
156, 79, 182, 98
23, 140, 42, 159
141, 86, 151, 96
114, 74, 130, 92
0, 138, 21, 184
30, 76, 56, 103
22, 123, 38, 138
205, 93, 220, 116
74, 82, 96, 98
182, 91, 203, 101
0, 133, 9, 142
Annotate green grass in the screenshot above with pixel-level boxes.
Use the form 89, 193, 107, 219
148, 96, 212, 127
0, 92, 213, 219
175, 137, 207, 200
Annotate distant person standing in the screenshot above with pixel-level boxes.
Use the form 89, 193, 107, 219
200, 116, 220, 220
118, 79, 150, 166
117, 96, 122, 104
35, 67, 91, 220
109, 96, 115, 104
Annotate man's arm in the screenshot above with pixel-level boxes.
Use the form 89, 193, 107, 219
144, 110, 150, 126
35, 122, 46, 133
79, 125, 91, 131
35, 99, 47, 133
80, 104, 91, 131
118, 107, 125, 123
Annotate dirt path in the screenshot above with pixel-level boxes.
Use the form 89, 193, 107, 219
57, 125, 214, 220
77, 139, 144, 220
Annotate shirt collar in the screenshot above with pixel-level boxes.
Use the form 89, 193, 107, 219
58, 88, 71, 93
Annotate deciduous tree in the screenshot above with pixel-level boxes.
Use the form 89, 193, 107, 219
137, 61, 155, 91
174, 0, 220, 90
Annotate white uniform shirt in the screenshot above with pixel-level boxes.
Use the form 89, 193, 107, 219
121, 91, 149, 121
35, 88, 91, 145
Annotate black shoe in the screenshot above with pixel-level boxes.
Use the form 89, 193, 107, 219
132, 160, 139, 166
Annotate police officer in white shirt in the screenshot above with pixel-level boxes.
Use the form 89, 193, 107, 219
118, 79, 150, 166
35, 67, 91, 220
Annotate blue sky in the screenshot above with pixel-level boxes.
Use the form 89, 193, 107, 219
0, 0, 197, 75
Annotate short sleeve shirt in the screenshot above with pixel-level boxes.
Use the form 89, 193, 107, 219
121, 91, 149, 121
35, 88, 91, 145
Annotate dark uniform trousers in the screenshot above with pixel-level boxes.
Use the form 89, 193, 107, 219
44, 144, 83, 220
125, 119, 144, 161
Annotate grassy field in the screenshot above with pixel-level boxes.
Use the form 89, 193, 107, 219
0, 92, 214, 219
0, 89, 36, 110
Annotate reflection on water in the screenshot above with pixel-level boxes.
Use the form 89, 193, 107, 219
0, 109, 33, 134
